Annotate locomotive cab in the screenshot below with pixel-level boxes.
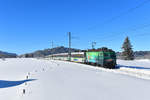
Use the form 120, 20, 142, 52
85, 48, 116, 69
103, 52, 116, 69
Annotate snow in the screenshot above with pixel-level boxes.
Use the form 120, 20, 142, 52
116, 59, 150, 80
117, 59, 150, 68
0, 58, 150, 100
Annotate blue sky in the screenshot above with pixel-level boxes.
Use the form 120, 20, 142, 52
0, 0, 150, 54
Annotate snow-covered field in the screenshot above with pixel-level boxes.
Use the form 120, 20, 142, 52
0, 58, 150, 100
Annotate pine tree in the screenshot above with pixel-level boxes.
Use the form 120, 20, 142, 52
121, 36, 134, 60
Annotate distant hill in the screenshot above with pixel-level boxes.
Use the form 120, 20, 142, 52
19, 46, 150, 59
0, 51, 17, 58
117, 51, 150, 59
134, 51, 150, 59
20, 46, 81, 58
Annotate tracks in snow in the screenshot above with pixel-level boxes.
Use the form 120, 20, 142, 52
97, 66, 150, 80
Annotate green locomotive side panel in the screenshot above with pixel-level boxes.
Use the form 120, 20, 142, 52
86, 51, 104, 64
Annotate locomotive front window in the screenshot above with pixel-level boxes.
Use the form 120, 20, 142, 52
104, 53, 109, 57
110, 54, 116, 58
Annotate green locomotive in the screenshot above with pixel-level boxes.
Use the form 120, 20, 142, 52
85, 47, 116, 69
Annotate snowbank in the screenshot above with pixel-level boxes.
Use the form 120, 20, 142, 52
0, 58, 150, 100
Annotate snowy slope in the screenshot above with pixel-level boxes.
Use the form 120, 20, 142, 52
117, 59, 150, 69
0, 58, 150, 100
116, 59, 150, 80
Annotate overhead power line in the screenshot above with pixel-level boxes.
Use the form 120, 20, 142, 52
72, 0, 150, 47
92, 22, 150, 44
88, 0, 150, 30
106, 0, 150, 23
129, 23, 150, 31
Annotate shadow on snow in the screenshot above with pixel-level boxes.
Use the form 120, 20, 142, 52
0, 79, 36, 88
116, 64, 150, 70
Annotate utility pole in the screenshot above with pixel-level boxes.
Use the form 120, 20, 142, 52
68, 32, 71, 61
92, 42, 96, 49
51, 41, 54, 59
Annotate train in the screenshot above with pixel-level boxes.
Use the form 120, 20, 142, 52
46, 47, 116, 69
